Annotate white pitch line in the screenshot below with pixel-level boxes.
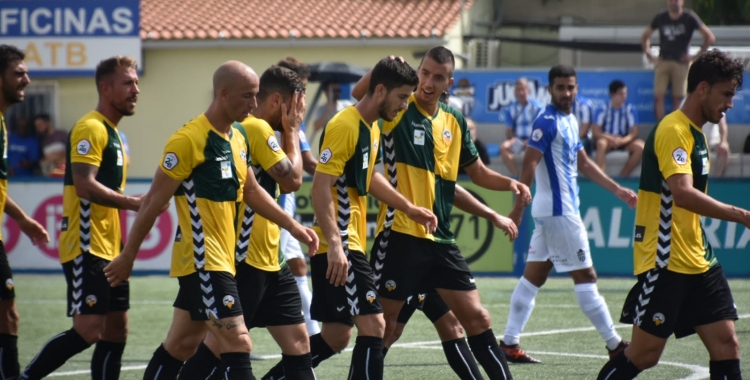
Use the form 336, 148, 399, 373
47, 313, 750, 377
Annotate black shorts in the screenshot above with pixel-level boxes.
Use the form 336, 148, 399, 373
371, 231, 476, 301
236, 263, 304, 328
397, 290, 451, 324
174, 271, 242, 321
0, 241, 14, 300
62, 253, 129, 316
310, 251, 382, 326
619, 264, 738, 339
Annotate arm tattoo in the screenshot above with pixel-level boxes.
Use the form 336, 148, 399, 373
72, 163, 119, 207
88, 195, 120, 208
211, 318, 224, 329
271, 158, 292, 178
226, 322, 239, 330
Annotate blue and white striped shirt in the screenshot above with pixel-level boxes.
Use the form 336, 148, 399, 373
502, 99, 545, 140
572, 95, 594, 138
595, 103, 638, 137
527, 104, 582, 218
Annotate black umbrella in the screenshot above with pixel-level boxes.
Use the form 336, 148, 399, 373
307, 62, 368, 84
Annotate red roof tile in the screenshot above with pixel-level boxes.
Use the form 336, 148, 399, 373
140, 0, 472, 41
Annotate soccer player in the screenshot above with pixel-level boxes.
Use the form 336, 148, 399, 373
21, 56, 141, 380
357, 47, 529, 380
275, 56, 321, 336
104, 61, 318, 380
500, 78, 545, 176
0, 44, 49, 380
179, 65, 317, 379
597, 50, 745, 380
262, 57, 437, 380
500, 65, 637, 364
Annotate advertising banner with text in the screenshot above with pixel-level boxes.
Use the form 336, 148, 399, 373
0, 1, 141, 77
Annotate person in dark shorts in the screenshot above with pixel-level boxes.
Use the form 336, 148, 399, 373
0, 44, 49, 380
597, 50, 746, 380
21, 56, 139, 380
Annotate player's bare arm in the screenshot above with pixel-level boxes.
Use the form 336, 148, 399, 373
72, 163, 141, 210
508, 146, 543, 226
369, 171, 437, 233
454, 184, 517, 241
617, 125, 639, 147
4, 195, 48, 246
311, 171, 348, 286
667, 173, 750, 227
104, 168, 182, 286
244, 166, 318, 254
275, 90, 306, 193
301, 150, 318, 176
464, 157, 531, 205
577, 149, 637, 208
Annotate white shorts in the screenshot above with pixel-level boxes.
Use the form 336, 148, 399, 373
527, 215, 593, 272
279, 192, 305, 261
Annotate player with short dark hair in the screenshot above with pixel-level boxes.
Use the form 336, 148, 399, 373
104, 61, 318, 380
0, 44, 49, 380
597, 49, 746, 380
21, 55, 141, 380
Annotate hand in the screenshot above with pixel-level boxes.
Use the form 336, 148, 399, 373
104, 252, 135, 287
680, 54, 693, 63
508, 206, 524, 228
405, 206, 438, 233
290, 224, 319, 257
490, 213, 518, 242
615, 186, 637, 209
388, 55, 405, 63
19, 217, 49, 247
281, 90, 306, 133
326, 243, 349, 286
645, 53, 658, 64
510, 181, 532, 206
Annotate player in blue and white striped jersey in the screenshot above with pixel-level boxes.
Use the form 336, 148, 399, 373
499, 65, 637, 364
572, 94, 595, 155
500, 78, 545, 176
592, 80, 645, 176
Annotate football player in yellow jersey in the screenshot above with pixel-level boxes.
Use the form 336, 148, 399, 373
179, 66, 319, 379
105, 61, 318, 380
22, 56, 141, 380
300, 58, 436, 380
350, 48, 529, 380
597, 50, 748, 380
0, 45, 49, 380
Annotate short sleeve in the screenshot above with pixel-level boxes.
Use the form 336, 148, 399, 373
627, 105, 638, 127
527, 115, 558, 153
457, 115, 479, 168
581, 102, 592, 124
243, 119, 286, 171
298, 127, 311, 152
650, 13, 661, 29
315, 119, 356, 178
160, 132, 196, 181
688, 9, 704, 27
502, 107, 514, 127
70, 120, 108, 167
594, 108, 606, 126
655, 123, 693, 179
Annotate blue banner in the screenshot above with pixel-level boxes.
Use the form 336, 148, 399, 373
513, 179, 750, 278
451, 69, 750, 125
0, 0, 141, 77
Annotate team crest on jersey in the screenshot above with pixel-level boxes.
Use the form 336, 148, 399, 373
163, 152, 179, 170
418, 293, 425, 303
76, 139, 91, 155
442, 129, 452, 144
223, 295, 235, 309
531, 129, 544, 142
240, 149, 247, 163
320, 148, 332, 164
86, 295, 97, 307
366, 290, 377, 304
267, 135, 281, 152
577, 249, 586, 262
4, 279, 13, 291
672, 148, 687, 165
653, 312, 665, 326
385, 280, 396, 292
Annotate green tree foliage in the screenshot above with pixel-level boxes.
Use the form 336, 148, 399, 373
693, 0, 750, 25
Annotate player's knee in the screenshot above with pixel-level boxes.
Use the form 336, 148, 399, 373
323, 330, 351, 352
464, 307, 491, 334
654, 94, 665, 102
76, 325, 103, 345
389, 324, 405, 344
3, 305, 19, 329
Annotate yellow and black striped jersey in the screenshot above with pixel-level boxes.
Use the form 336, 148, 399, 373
633, 110, 715, 275
59, 111, 126, 263
161, 114, 248, 277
